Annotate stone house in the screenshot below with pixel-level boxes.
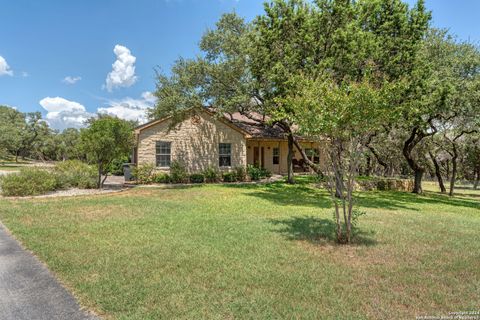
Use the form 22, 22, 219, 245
133, 108, 324, 175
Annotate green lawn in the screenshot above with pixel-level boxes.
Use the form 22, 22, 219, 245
0, 159, 32, 171
0, 165, 22, 171
0, 179, 479, 319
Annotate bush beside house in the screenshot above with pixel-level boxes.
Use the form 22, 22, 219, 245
189, 174, 205, 183
131, 164, 270, 185
203, 166, 220, 183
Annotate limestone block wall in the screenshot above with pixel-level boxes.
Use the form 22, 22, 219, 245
136, 112, 247, 173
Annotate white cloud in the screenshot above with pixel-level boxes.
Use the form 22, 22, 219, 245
0, 56, 13, 76
39, 97, 93, 130
38, 91, 155, 130
104, 45, 138, 92
98, 91, 156, 124
63, 76, 81, 84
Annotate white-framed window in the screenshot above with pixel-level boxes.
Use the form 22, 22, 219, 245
156, 141, 171, 167
219, 143, 231, 167
273, 147, 280, 165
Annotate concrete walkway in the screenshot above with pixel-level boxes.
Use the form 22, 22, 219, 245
0, 224, 97, 320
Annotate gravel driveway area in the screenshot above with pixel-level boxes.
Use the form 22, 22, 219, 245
0, 224, 97, 320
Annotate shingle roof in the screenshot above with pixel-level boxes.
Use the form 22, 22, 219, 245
136, 107, 303, 140
223, 112, 288, 139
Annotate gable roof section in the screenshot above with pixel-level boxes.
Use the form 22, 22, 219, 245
134, 108, 252, 138
135, 107, 310, 141
134, 114, 174, 133
222, 111, 289, 139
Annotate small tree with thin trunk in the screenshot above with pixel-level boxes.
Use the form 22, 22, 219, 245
80, 115, 134, 188
282, 75, 393, 243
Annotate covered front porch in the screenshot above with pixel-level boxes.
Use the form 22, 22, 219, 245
246, 139, 323, 175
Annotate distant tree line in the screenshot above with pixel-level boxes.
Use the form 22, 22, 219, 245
0, 106, 84, 162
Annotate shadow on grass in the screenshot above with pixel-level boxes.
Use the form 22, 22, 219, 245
225, 181, 331, 208
226, 178, 479, 211
270, 215, 377, 246
451, 192, 480, 198
357, 190, 480, 211
226, 181, 414, 211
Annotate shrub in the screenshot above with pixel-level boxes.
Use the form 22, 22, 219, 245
234, 166, 247, 182
376, 178, 413, 191
247, 164, 262, 181
356, 177, 414, 192
222, 172, 237, 182
203, 166, 220, 183
107, 156, 129, 176
153, 173, 170, 184
247, 165, 271, 181
170, 161, 188, 183
132, 164, 156, 184
0, 168, 57, 196
189, 173, 205, 183
54, 160, 97, 189
260, 167, 272, 178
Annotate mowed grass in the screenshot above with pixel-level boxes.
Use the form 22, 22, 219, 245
0, 179, 479, 319
0, 164, 23, 171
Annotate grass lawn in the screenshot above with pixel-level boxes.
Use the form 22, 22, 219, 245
0, 165, 22, 171
0, 178, 479, 319
0, 159, 32, 171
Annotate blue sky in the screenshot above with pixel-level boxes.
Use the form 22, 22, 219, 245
0, 0, 478, 130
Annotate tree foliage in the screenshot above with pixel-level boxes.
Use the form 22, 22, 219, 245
80, 115, 135, 188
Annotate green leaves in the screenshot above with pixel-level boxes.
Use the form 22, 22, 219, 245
80, 115, 134, 168
278, 74, 395, 140
149, 0, 431, 143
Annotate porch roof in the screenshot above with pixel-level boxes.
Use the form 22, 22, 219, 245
221, 111, 311, 141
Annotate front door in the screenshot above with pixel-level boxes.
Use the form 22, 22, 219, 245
253, 146, 265, 168
260, 147, 265, 168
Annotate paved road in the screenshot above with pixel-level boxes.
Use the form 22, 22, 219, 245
0, 224, 97, 320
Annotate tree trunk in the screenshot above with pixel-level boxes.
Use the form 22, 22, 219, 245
333, 139, 345, 198
101, 173, 109, 188
366, 144, 389, 176
286, 133, 295, 184
15, 151, 19, 163
429, 152, 446, 193
291, 137, 324, 177
97, 162, 103, 189
413, 169, 424, 194
449, 144, 458, 197
474, 167, 480, 190
445, 160, 450, 180
402, 127, 425, 194
365, 154, 372, 177
276, 120, 323, 178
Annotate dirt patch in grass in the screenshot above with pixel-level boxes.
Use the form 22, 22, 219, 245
19, 215, 34, 226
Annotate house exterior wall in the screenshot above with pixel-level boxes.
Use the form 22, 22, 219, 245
136, 112, 247, 173
246, 139, 326, 174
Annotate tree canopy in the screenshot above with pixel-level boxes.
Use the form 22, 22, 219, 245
80, 115, 135, 188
